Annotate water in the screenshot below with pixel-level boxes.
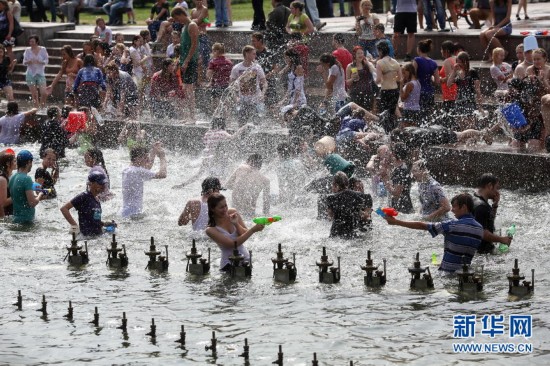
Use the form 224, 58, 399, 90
1, 144, 550, 365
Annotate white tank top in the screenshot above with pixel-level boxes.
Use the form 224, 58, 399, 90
192, 200, 209, 231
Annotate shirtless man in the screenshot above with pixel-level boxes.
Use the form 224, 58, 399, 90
225, 154, 270, 218
178, 177, 245, 231
513, 36, 536, 80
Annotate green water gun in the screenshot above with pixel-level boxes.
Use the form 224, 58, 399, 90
499, 224, 516, 253
252, 216, 282, 225
431, 252, 440, 265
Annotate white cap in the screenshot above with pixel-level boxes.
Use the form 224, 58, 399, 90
523, 35, 538, 52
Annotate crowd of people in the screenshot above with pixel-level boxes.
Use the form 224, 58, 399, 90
0, 0, 548, 274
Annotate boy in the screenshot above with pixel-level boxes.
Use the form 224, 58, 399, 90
121, 143, 167, 218
8, 150, 45, 224
373, 23, 394, 59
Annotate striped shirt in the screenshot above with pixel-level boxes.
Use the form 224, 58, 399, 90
427, 214, 483, 272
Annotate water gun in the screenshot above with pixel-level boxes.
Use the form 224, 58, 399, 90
253, 215, 282, 225
32, 182, 53, 195
375, 207, 398, 218
104, 220, 117, 233
499, 224, 516, 253
202, 17, 212, 27
431, 252, 440, 265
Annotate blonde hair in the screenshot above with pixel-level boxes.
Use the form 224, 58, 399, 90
492, 47, 505, 62
114, 43, 126, 52
533, 48, 548, 60
361, 0, 373, 8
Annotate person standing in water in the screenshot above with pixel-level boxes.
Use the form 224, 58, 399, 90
205, 193, 264, 271
178, 177, 245, 231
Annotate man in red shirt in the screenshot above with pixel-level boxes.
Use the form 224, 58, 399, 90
332, 34, 353, 72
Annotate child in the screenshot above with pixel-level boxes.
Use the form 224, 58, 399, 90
206, 43, 233, 112
372, 23, 394, 59
121, 143, 167, 218
118, 120, 147, 149
399, 62, 421, 127
68, 107, 98, 154
166, 31, 181, 58
94, 17, 113, 45
9, 150, 45, 224
35, 148, 58, 199
490, 47, 512, 92
60, 171, 112, 237
84, 147, 113, 202
355, 0, 379, 58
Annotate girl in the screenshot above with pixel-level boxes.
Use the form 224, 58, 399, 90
205, 193, 264, 271
60, 171, 111, 237
399, 62, 421, 127
94, 17, 113, 44
0, 149, 15, 218
279, 48, 306, 114
355, 0, 379, 57
286, 1, 314, 36
413, 39, 439, 118
206, 42, 232, 112
479, 0, 512, 60
34, 148, 58, 199
345, 46, 375, 111
0, 44, 15, 102
23, 35, 49, 109
375, 41, 401, 133
150, 58, 184, 119
48, 45, 83, 99
439, 41, 457, 128
318, 53, 347, 114
84, 147, 113, 201
490, 47, 512, 92
72, 54, 106, 109
447, 52, 482, 129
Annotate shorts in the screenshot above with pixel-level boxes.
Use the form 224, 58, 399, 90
0, 79, 12, 89
181, 60, 198, 85
513, 117, 543, 142
26, 73, 47, 86
394, 12, 417, 34
500, 24, 512, 36
126, 0, 133, 8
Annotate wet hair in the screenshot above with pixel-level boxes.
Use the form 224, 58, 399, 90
161, 58, 174, 74
277, 142, 291, 159
212, 42, 225, 54
6, 101, 18, 116
207, 193, 226, 227
376, 41, 390, 57
61, 105, 73, 118
392, 142, 408, 161
440, 41, 455, 55
290, 1, 304, 11
47, 106, 60, 119
515, 44, 524, 52
450, 193, 474, 213
0, 151, 15, 180
86, 147, 109, 178
476, 173, 499, 188
373, 23, 385, 32
319, 53, 337, 66
284, 48, 301, 67
211, 117, 226, 130
417, 39, 433, 53
247, 153, 263, 169
251, 32, 264, 42
453, 42, 465, 53
456, 51, 470, 72
533, 48, 548, 60
130, 146, 149, 163
83, 54, 96, 67
333, 171, 349, 190
40, 148, 57, 159
131, 35, 142, 46
242, 45, 255, 57
333, 34, 345, 45
28, 35, 40, 44
61, 45, 75, 59
401, 62, 416, 81
352, 45, 364, 58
